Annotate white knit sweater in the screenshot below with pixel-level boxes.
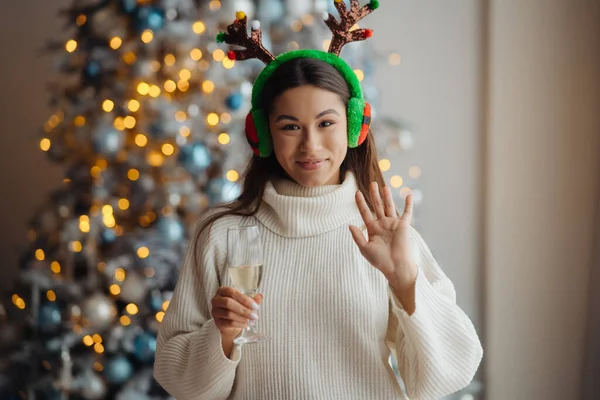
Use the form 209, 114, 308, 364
154, 172, 483, 400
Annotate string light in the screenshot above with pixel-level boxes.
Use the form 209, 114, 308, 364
40, 138, 51, 151
378, 159, 391, 172
93, 362, 104, 372
82, 335, 94, 346
389, 53, 402, 66
220, 113, 232, 124
76, 15, 87, 26
127, 99, 140, 112
137, 82, 150, 95
190, 48, 202, 60
164, 80, 177, 93
50, 261, 61, 274
162, 301, 170, 311
161, 143, 175, 156
290, 20, 303, 32
202, 80, 215, 93
226, 170, 239, 182
209, 0, 221, 11
302, 14, 315, 25
141, 29, 154, 43
193, 21, 206, 34
164, 54, 176, 65
218, 133, 230, 145
212, 49, 225, 62
156, 311, 165, 322
126, 303, 139, 315
179, 69, 192, 81
120, 315, 131, 326
123, 116, 137, 129
113, 117, 126, 130
46, 290, 56, 302
390, 175, 403, 188
109, 37, 123, 50
147, 150, 164, 167
177, 80, 190, 92
115, 268, 126, 282
409, 166, 421, 178
71, 241, 83, 252
74, 116, 86, 127
123, 52, 136, 64
175, 111, 187, 122
102, 99, 114, 112
354, 69, 365, 81
94, 343, 104, 354
222, 58, 235, 69
149, 85, 161, 97
65, 40, 78, 53
93, 334, 102, 343
109, 284, 121, 295
128, 168, 140, 181
118, 198, 130, 210
179, 126, 191, 137
79, 215, 91, 232
207, 113, 219, 126
134, 133, 148, 147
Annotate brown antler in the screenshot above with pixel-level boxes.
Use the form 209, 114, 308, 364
216, 12, 275, 65
324, 0, 378, 56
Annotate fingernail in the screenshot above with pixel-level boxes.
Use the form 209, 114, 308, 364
250, 312, 259, 320
250, 301, 259, 311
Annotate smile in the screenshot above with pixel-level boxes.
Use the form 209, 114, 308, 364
296, 159, 328, 170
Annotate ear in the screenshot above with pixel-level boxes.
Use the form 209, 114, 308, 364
245, 111, 261, 156
357, 102, 372, 146
250, 109, 272, 158
347, 97, 369, 148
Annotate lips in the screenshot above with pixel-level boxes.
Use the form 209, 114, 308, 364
296, 159, 328, 170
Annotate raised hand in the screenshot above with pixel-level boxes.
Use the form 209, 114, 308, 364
349, 182, 417, 289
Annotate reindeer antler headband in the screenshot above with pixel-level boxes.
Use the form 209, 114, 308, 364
216, 0, 381, 158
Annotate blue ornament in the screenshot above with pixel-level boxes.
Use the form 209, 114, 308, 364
135, 6, 166, 32
93, 126, 124, 157
178, 143, 211, 175
101, 228, 117, 245
38, 302, 62, 332
225, 92, 243, 111
104, 355, 133, 384
156, 217, 185, 243
84, 60, 101, 79
207, 178, 241, 205
149, 290, 164, 312
121, 0, 137, 13
133, 332, 157, 362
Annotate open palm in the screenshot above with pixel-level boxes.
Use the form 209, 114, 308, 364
349, 182, 416, 283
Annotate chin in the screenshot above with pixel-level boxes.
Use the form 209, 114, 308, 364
287, 161, 341, 187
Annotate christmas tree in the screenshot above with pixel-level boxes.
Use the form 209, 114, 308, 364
0, 1, 420, 399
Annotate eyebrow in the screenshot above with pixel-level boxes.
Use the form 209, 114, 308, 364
274, 109, 340, 122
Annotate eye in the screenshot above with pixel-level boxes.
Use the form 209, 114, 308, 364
281, 124, 300, 131
319, 120, 334, 128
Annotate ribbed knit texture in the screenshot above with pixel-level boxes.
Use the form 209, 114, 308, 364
154, 172, 483, 400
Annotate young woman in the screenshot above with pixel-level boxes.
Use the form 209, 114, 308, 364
154, 4, 483, 399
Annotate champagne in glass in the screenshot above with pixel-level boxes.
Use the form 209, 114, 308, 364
227, 226, 268, 345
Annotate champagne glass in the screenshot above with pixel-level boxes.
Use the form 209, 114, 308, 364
227, 225, 268, 345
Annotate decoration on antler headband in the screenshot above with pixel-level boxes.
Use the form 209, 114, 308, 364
325, 0, 379, 56
216, 11, 275, 65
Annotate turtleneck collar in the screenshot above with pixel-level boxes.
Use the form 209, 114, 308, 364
254, 171, 362, 238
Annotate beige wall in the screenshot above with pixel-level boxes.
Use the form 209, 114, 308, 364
485, 0, 600, 399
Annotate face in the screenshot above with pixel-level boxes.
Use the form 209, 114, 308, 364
268, 85, 348, 187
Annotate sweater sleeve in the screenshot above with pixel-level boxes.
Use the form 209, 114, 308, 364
154, 215, 243, 400
385, 227, 483, 400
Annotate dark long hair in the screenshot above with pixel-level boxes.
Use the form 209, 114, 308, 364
195, 57, 385, 240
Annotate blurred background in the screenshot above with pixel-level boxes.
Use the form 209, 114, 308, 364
0, 0, 598, 399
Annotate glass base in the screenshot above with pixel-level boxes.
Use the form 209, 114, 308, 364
233, 332, 269, 345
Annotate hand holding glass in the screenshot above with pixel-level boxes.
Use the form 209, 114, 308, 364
227, 226, 268, 345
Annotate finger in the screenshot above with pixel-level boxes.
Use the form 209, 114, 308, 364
214, 296, 257, 320
218, 286, 260, 311
212, 306, 250, 323
355, 191, 375, 225
253, 293, 264, 305
401, 193, 414, 223
349, 225, 368, 249
370, 182, 385, 219
382, 185, 397, 218
215, 318, 247, 330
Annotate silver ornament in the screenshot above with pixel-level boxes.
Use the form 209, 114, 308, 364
81, 293, 117, 331
119, 273, 148, 304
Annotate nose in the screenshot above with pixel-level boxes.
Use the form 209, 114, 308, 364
299, 126, 321, 153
